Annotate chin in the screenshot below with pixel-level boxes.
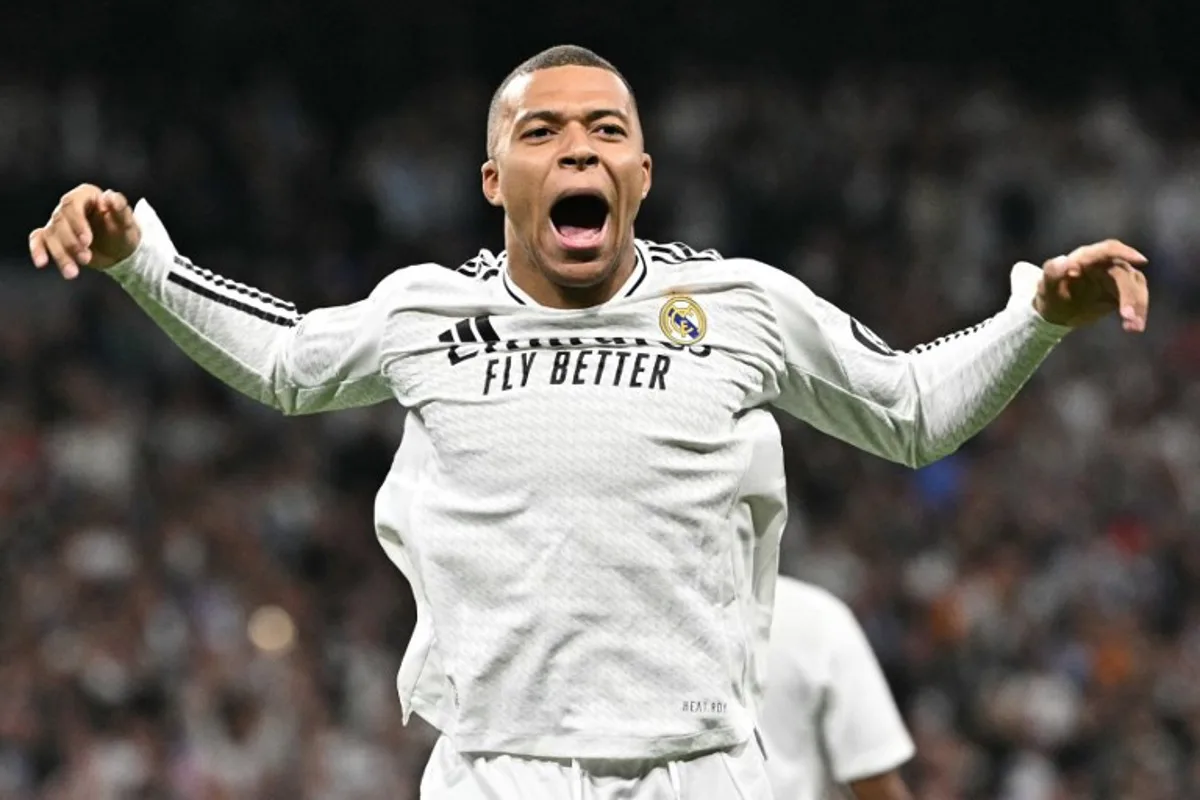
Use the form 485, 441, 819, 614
541, 254, 617, 288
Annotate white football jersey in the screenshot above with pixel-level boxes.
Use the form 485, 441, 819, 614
108, 201, 1067, 760
397, 399, 788, 751
760, 577, 915, 800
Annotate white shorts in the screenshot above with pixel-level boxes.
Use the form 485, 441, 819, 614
420, 736, 774, 799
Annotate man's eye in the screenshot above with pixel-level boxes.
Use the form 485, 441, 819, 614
523, 127, 553, 140
597, 125, 626, 137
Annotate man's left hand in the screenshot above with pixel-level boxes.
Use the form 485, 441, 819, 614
1034, 239, 1149, 332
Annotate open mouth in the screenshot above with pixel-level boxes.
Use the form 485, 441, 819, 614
550, 192, 610, 251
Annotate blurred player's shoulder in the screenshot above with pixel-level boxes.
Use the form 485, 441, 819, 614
775, 575, 854, 617
772, 575, 860, 646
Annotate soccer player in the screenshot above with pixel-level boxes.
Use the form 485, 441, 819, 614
760, 576, 914, 800
28, 45, 1147, 799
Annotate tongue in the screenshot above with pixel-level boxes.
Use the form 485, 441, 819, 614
557, 225, 604, 248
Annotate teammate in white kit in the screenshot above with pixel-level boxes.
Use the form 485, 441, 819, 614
760, 576, 914, 800
29, 45, 1148, 799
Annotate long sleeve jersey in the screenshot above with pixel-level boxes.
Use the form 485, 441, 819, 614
107, 200, 1068, 760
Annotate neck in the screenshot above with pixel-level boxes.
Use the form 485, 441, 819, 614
505, 232, 638, 310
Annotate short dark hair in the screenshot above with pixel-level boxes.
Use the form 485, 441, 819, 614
486, 45, 636, 158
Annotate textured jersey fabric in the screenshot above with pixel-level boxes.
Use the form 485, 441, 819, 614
107, 200, 1068, 760
397, 404, 787, 757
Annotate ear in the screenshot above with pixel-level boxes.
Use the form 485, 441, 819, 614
640, 152, 653, 200
481, 159, 503, 207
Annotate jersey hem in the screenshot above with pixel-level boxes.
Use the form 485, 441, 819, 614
436, 720, 755, 761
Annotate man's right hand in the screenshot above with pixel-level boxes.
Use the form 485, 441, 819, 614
28, 184, 141, 279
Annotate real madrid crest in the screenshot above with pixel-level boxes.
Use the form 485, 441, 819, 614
659, 296, 707, 345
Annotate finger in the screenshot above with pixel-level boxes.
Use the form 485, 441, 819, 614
1042, 256, 1071, 282
102, 190, 136, 231
52, 216, 94, 265
47, 216, 84, 261
50, 208, 93, 263
91, 192, 130, 247
1112, 268, 1149, 332
43, 234, 80, 280
29, 228, 49, 268
1055, 276, 1073, 303
1109, 270, 1144, 332
1067, 239, 1148, 270
102, 189, 129, 214
58, 194, 96, 252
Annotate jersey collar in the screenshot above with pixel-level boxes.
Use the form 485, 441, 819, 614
501, 241, 649, 307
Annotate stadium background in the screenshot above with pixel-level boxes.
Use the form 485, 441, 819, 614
3, 1, 1200, 797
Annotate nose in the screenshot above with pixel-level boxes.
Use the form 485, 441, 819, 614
558, 148, 599, 170
558, 127, 599, 170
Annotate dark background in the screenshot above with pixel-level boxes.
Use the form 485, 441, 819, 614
2, 2, 1200, 798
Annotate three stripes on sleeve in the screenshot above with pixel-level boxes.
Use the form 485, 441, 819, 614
167, 255, 301, 328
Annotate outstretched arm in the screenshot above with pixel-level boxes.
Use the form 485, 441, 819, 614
755, 242, 1147, 467
29, 184, 398, 415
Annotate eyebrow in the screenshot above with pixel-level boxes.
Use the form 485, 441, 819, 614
514, 108, 631, 128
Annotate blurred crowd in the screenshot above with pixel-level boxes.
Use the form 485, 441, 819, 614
4, 10, 1200, 800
